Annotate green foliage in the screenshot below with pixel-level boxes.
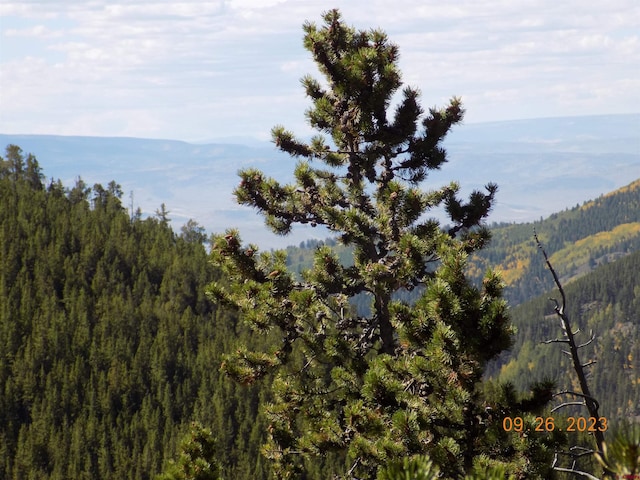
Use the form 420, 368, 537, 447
596, 422, 640, 476
209, 10, 560, 479
377, 454, 522, 480
0, 145, 268, 480
463, 462, 516, 480
377, 455, 439, 480
157, 422, 222, 480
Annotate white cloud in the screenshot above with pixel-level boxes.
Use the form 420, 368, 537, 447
227, 0, 287, 10
4, 24, 63, 38
0, 0, 638, 140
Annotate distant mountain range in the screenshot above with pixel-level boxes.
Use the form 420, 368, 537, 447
2, 113, 639, 249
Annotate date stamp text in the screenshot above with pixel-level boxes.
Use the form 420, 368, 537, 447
502, 416, 608, 433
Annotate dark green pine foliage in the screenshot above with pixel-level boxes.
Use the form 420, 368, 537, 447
209, 10, 560, 479
377, 454, 523, 480
156, 422, 222, 480
0, 145, 268, 480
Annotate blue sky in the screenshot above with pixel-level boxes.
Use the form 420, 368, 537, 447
1, 0, 638, 142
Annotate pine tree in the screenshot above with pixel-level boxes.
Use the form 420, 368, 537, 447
156, 422, 222, 480
208, 10, 558, 479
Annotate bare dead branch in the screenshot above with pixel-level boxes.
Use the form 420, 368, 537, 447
346, 457, 361, 477
534, 231, 612, 477
552, 401, 587, 412
552, 465, 601, 479
552, 449, 601, 479
535, 232, 567, 312
553, 390, 601, 411
542, 338, 570, 344
577, 331, 596, 349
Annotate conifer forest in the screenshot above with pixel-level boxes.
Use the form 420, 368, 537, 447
1, 10, 638, 480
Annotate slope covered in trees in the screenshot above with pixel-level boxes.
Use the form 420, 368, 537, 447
0, 145, 268, 480
470, 178, 640, 305
2, 150, 637, 478
488, 248, 640, 422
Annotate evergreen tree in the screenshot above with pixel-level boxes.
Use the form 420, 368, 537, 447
0, 145, 269, 479
209, 10, 558, 479
596, 422, 640, 477
157, 422, 222, 480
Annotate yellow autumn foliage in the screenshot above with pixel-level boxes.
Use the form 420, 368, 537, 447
548, 222, 640, 272
581, 178, 640, 210
496, 257, 530, 284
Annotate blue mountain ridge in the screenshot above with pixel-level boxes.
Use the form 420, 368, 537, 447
2, 113, 639, 249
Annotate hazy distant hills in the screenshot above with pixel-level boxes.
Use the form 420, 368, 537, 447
2, 113, 639, 249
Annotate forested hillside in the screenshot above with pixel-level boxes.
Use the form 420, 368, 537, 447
2, 141, 638, 479
0, 145, 268, 480
488, 248, 640, 421
470, 179, 640, 305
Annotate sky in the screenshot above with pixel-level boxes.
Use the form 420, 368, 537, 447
1, 0, 639, 143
